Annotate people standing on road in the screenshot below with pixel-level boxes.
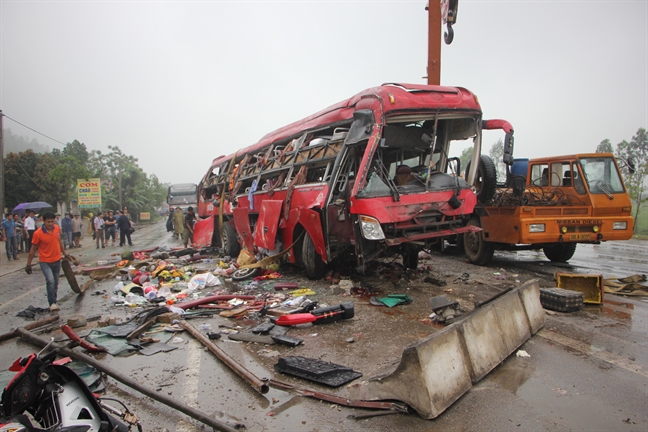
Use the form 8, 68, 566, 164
173, 207, 184, 239
71, 214, 82, 248
2, 213, 18, 260
25, 211, 70, 312
94, 211, 105, 248
15, 214, 24, 253
166, 207, 174, 233
24, 210, 36, 252
184, 206, 197, 248
118, 210, 134, 247
61, 213, 73, 249
104, 211, 117, 247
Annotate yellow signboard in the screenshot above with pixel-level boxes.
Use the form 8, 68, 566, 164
139, 212, 150, 221
77, 178, 101, 209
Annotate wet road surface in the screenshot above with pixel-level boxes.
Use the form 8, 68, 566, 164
0, 223, 646, 431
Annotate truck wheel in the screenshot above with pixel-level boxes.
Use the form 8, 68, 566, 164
543, 243, 577, 262
222, 223, 241, 257
464, 218, 494, 265
302, 232, 326, 280
465, 155, 497, 203
402, 245, 419, 269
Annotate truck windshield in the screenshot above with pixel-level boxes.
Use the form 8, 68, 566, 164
579, 157, 625, 195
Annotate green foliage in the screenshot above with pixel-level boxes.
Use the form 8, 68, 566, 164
459, 147, 473, 175
615, 128, 648, 233
3, 128, 50, 154
3, 141, 168, 217
488, 138, 506, 181
596, 139, 614, 153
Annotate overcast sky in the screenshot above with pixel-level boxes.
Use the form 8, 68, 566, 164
2, 0, 646, 186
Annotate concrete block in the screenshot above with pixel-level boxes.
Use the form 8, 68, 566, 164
346, 279, 545, 419
518, 279, 544, 334
66, 315, 87, 328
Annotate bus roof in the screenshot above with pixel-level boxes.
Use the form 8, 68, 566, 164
202, 83, 481, 172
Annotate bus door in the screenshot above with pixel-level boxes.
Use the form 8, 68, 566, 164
254, 200, 283, 250
325, 146, 361, 260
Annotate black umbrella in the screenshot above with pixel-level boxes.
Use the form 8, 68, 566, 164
12, 201, 54, 215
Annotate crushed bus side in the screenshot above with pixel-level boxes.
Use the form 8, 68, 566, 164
197, 83, 500, 278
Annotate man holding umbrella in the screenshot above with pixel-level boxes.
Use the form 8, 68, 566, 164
25, 211, 70, 312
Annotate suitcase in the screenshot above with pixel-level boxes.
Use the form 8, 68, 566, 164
539, 287, 584, 312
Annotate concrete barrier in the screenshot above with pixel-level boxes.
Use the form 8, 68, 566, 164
347, 279, 544, 419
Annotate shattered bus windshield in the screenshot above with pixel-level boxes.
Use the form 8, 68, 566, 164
358, 116, 476, 197
579, 157, 625, 195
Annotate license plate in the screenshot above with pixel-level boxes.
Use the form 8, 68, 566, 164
568, 234, 591, 241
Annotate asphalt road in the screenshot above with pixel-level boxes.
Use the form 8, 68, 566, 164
0, 223, 646, 431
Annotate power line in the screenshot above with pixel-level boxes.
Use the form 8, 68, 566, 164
1, 113, 67, 146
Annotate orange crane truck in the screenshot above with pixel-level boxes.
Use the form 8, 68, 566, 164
463, 151, 635, 265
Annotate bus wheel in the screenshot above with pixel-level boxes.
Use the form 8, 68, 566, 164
465, 155, 497, 203
302, 232, 326, 280
402, 245, 419, 269
222, 223, 241, 257
543, 243, 577, 262
464, 218, 494, 266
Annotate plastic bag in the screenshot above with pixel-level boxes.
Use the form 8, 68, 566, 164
188, 273, 221, 291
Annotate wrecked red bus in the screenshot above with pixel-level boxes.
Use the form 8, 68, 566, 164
195, 83, 511, 278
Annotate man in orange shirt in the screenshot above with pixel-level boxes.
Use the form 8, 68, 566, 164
25, 211, 70, 312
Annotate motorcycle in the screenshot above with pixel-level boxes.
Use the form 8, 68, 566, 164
0, 340, 141, 431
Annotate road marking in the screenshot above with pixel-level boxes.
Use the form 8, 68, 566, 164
537, 328, 648, 378
0, 285, 43, 311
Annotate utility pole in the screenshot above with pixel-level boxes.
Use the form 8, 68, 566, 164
0, 110, 4, 216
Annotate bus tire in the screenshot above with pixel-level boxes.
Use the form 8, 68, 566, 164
464, 218, 494, 266
543, 243, 577, 262
402, 245, 419, 269
222, 223, 241, 257
465, 155, 497, 203
302, 232, 326, 280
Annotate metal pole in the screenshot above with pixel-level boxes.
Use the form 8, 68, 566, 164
178, 320, 270, 394
0, 110, 5, 216
17, 327, 240, 432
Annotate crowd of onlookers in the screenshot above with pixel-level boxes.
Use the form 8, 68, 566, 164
1, 206, 137, 261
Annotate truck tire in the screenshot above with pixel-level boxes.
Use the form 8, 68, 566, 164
464, 218, 494, 265
302, 232, 326, 280
465, 155, 497, 203
543, 243, 577, 262
222, 222, 241, 257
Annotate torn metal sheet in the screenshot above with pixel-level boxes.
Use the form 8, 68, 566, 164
347, 279, 544, 419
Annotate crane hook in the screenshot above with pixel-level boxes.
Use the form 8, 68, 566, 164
444, 22, 454, 44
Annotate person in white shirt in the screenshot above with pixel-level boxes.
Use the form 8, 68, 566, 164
94, 211, 105, 248
24, 210, 36, 252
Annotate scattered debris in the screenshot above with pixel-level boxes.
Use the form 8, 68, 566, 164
274, 356, 362, 387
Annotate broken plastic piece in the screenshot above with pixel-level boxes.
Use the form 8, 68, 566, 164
271, 334, 303, 347
274, 356, 362, 387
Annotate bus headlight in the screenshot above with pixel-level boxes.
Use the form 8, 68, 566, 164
529, 224, 546, 233
613, 222, 627, 230
359, 216, 385, 240
560, 226, 568, 234
592, 225, 600, 233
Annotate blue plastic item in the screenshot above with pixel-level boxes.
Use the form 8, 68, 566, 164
511, 158, 529, 178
